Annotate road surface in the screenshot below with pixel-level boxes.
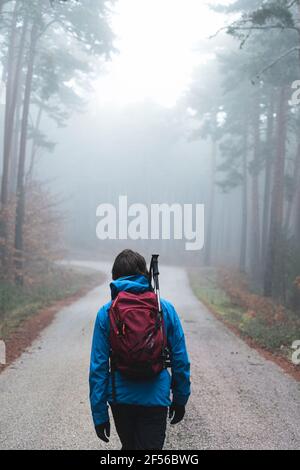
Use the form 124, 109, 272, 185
0, 261, 300, 450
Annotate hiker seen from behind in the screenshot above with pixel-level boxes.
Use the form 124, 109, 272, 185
89, 249, 191, 450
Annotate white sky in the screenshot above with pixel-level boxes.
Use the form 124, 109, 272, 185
95, 0, 230, 108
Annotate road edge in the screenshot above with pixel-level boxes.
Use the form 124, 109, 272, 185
0, 276, 104, 374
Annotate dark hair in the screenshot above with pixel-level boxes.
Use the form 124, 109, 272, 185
112, 249, 149, 280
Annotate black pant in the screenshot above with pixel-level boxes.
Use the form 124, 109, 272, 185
110, 404, 168, 450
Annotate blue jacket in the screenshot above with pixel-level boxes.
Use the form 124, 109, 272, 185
89, 274, 191, 426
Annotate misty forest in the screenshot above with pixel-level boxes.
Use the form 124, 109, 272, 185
0, 0, 300, 451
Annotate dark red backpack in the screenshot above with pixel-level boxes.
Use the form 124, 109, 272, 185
109, 290, 168, 382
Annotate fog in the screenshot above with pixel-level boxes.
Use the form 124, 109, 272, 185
1, 0, 300, 305
2, 1, 300, 452
28, 0, 230, 264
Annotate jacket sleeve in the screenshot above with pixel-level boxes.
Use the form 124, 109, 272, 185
89, 307, 110, 426
165, 302, 191, 406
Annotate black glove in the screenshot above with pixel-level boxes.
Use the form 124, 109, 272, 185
169, 403, 185, 425
95, 421, 110, 443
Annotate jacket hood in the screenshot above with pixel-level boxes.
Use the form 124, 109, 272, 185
110, 274, 150, 300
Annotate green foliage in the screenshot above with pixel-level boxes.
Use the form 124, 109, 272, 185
251, 3, 295, 28
282, 235, 300, 309
27, 127, 56, 153
214, 0, 300, 58
0, 265, 100, 338
189, 268, 300, 356
240, 313, 299, 350
211, 0, 262, 14
216, 137, 244, 192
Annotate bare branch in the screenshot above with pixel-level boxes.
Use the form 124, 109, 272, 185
251, 46, 300, 83
286, 0, 299, 9
210, 16, 300, 40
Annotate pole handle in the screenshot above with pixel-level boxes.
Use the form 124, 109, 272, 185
150, 254, 159, 277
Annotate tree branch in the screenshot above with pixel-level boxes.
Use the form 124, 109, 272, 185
210, 20, 300, 40
286, 0, 299, 9
251, 46, 300, 83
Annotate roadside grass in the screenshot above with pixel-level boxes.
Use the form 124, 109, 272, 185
189, 267, 300, 361
0, 265, 102, 340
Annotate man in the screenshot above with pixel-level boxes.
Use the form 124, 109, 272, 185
89, 249, 191, 450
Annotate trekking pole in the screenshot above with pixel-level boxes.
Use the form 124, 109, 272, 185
150, 254, 171, 368
150, 254, 162, 314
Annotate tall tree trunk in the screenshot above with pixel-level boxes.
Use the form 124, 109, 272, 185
250, 95, 261, 283
4, 14, 28, 192
0, 1, 18, 272
292, 186, 300, 311
261, 90, 275, 268
1, 6, 28, 207
14, 22, 38, 285
296, 182, 300, 241
1, 2, 18, 206
0, 0, 7, 15
240, 118, 249, 272
9, 82, 23, 193
225, 197, 233, 263
1, 16, 28, 203
26, 105, 43, 183
264, 87, 288, 299
296, 125, 300, 241
204, 138, 217, 266
285, 141, 300, 232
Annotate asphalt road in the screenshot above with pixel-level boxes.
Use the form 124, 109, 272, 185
0, 261, 300, 450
